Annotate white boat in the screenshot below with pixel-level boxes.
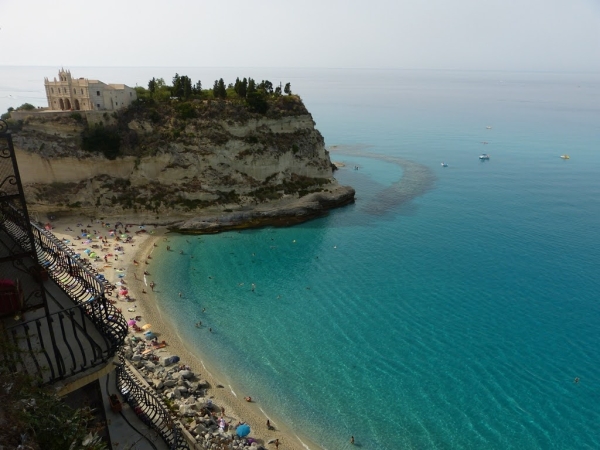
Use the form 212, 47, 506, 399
479, 154, 490, 160
441, 162, 448, 167
486, 126, 492, 129
560, 154, 570, 160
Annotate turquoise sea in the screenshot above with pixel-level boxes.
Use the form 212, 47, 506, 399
3, 67, 600, 449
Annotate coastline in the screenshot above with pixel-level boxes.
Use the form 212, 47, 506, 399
50, 216, 323, 450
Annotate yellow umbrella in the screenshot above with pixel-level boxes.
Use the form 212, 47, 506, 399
141, 323, 152, 331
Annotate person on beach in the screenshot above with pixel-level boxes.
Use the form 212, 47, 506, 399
274, 439, 280, 449
351, 436, 355, 444
267, 419, 273, 430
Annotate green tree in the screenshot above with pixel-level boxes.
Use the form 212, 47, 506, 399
1, 107, 14, 121
16, 103, 35, 111
148, 77, 157, 95
239, 78, 248, 98
247, 78, 256, 95
259, 80, 273, 94
217, 78, 227, 98
172, 73, 182, 98
174, 75, 192, 99
284, 82, 292, 95
193, 80, 202, 95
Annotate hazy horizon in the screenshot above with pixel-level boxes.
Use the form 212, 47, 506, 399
2, 0, 599, 72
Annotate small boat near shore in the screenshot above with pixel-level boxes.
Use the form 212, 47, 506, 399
441, 162, 448, 167
560, 154, 570, 160
479, 154, 490, 160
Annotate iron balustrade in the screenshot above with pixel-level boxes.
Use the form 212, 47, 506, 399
4, 298, 124, 383
30, 222, 115, 301
0, 120, 126, 385
116, 351, 190, 450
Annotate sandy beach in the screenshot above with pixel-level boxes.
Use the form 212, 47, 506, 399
49, 215, 322, 450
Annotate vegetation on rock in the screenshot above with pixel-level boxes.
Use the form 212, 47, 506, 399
0, 343, 107, 450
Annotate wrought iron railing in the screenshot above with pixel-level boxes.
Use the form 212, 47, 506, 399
31, 222, 115, 300
116, 351, 190, 450
4, 298, 121, 382
0, 119, 127, 384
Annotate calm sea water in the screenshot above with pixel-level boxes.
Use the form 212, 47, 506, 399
4, 67, 600, 449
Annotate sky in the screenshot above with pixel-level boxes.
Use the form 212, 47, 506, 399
1, 0, 600, 71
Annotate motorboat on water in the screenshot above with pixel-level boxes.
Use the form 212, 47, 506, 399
479, 154, 490, 160
486, 126, 492, 129
441, 162, 448, 167
560, 154, 570, 160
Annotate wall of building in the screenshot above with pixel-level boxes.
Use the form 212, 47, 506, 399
45, 70, 137, 112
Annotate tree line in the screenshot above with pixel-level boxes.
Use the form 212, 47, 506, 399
136, 74, 293, 113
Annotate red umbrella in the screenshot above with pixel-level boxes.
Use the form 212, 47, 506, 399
119, 289, 129, 296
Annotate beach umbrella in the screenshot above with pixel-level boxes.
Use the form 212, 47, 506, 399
128, 320, 137, 327
144, 332, 156, 340
141, 324, 152, 331
84, 249, 91, 254
119, 289, 128, 296
236, 424, 250, 438
89, 252, 97, 258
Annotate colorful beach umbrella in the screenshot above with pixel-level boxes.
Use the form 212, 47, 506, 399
236, 424, 250, 437
141, 324, 152, 331
128, 320, 137, 326
119, 289, 128, 296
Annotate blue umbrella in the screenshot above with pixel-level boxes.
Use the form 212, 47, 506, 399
236, 424, 250, 437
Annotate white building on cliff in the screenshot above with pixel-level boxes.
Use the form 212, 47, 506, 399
44, 68, 137, 111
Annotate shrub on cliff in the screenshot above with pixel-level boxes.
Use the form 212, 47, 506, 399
175, 102, 196, 120
16, 102, 36, 111
81, 124, 121, 160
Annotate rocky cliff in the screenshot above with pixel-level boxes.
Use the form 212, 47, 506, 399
11, 96, 354, 232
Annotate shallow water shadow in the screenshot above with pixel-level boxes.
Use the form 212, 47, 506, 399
330, 144, 437, 217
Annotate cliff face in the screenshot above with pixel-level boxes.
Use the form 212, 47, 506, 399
11, 97, 354, 229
